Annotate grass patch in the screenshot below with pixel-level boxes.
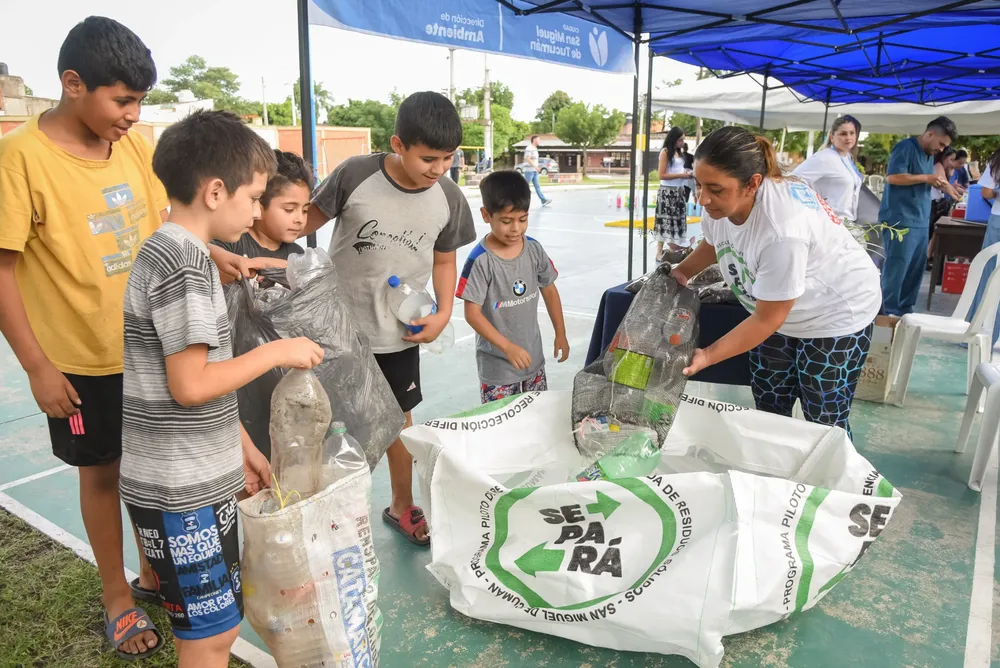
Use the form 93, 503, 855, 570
0, 509, 251, 667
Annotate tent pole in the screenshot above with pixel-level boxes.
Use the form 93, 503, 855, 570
626, 7, 641, 281
641, 47, 654, 276
758, 69, 769, 133
297, 0, 317, 248
821, 88, 831, 140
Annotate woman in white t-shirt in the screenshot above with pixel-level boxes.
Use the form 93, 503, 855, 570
967, 148, 1000, 347
654, 127, 692, 261
671, 127, 882, 437
793, 115, 863, 222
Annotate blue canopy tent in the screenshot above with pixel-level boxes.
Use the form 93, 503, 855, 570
295, 0, 1000, 276
294, 0, 634, 246
494, 0, 1000, 278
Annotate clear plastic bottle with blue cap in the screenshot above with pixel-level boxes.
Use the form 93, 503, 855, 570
386, 275, 455, 354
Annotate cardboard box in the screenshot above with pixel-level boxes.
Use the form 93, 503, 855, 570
942, 257, 971, 294
855, 315, 901, 404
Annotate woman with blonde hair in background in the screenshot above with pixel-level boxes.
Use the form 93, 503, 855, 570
793, 115, 864, 223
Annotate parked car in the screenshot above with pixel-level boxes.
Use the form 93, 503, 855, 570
515, 157, 560, 175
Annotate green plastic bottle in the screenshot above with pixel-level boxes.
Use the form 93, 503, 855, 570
577, 432, 660, 481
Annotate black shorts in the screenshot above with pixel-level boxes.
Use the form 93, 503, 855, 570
374, 346, 422, 413
127, 496, 243, 640
47, 373, 123, 467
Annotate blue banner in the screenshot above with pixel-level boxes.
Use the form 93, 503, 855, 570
309, 0, 634, 74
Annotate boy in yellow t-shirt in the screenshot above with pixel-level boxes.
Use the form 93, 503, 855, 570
0, 16, 267, 660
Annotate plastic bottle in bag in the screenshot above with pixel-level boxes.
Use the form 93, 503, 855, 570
605, 328, 658, 391
576, 431, 660, 481
664, 307, 695, 345
270, 370, 332, 502
318, 421, 367, 488
386, 275, 455, 353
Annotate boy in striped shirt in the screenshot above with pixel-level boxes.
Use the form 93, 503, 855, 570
121, 110, 323, 667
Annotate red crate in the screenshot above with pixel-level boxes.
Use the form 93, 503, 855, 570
942, 258, 971, 294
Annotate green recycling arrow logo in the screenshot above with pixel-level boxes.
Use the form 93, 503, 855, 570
513, 493, 623, 578
587, 491, 621, 519
515, 543, 565, 577
486, 478, 676, 611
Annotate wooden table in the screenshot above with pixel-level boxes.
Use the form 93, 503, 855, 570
928, 216, 987, 309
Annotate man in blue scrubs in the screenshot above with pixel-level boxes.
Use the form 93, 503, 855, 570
879, 116, 960, 315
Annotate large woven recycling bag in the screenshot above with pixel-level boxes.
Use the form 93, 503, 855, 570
239, 468, 382, 668
401, 391, 901, 668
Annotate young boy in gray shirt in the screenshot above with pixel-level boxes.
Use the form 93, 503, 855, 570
457, 171, 569, 403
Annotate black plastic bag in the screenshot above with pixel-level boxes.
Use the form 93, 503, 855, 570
226, 279, 286, 459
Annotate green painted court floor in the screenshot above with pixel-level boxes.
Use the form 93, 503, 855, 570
1, 189, 998, 667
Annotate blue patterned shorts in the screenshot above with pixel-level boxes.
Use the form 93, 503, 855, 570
480, 367, 548, 404
749, 323, 874, 439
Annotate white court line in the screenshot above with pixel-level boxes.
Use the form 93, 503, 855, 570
964, 446, 998, 668
0, 464, 71, 492
0, 491, 277, 668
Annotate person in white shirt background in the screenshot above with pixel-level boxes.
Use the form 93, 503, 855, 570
654, 126, 692, 261
793, 115, 863, 223
670, 126, 882, 438
522, 135, 552, 206
967, 147, 1000, 349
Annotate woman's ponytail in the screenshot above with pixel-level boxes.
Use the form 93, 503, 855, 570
755, 135, 783, 180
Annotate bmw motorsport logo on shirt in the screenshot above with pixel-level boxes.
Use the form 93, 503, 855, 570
469, 475, 697, 619
512, 279, 527, 296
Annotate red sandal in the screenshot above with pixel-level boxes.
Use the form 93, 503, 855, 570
382, 506, 430, 546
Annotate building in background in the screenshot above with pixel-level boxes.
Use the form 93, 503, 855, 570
0, 62, 57, 124
0, 102, 370, 179
140, 90, 214, 123
513, 117, 670, 176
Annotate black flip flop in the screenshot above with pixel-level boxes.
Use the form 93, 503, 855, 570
382, 506, 430, 546
105, 607, 163, 661
129, 576, 160, 605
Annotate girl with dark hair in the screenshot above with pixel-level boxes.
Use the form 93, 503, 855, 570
671, 127, 882, 437
653, 127, 692, 261
930, 146, 961, 227
793, 115, 864, 222
967, 147, 1000, 348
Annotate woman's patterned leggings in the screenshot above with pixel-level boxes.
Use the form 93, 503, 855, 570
748, 323, 874, 439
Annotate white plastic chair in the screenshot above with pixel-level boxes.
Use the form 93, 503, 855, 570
887, 242, 1000, 407
955, 362, 1000, 490
866, 174, 884, 197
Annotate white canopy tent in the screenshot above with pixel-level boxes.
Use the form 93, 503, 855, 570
652, 75, 1000, 135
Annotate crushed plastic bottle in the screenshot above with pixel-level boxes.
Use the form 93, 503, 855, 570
285, 248, 330, 290
269, 369, 332, 504
663, 307, 695, 346
319, 421, 367, 488
576, 431, 660, 481
386, 275, 455, 353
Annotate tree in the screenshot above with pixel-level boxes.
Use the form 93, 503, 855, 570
24, 84, 34, 96
555, 102, 626, 175
456, 81, 515, 111
533, 91, 572, 134
860, 133, 905, 174
162, 55, 240, 101
956, 134, 1000, 170
292, 79, 336, 124
142, 55, 255, 116
326, 94, 404, 152
144, 89, 178, 105
666, 112, 723, 137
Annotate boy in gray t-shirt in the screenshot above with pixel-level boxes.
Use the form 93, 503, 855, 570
457, 171, 569, 403
303, 92, 476, 547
